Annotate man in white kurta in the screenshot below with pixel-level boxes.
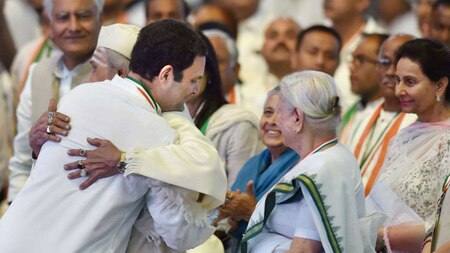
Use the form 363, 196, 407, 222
0, 75, 222, 252
0, 20, 227, 252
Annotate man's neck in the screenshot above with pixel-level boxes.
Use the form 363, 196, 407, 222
332, 16, 366, 46
383, 97, 402, 112
268, 61, 292, 80
63, 54, 92, 70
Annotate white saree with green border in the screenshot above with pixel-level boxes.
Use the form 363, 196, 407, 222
242, 142, 384, 253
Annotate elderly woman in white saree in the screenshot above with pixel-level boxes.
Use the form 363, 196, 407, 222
367, 38, 450, 252
241, 71, 379, 253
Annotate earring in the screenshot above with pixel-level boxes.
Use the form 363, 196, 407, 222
293, 128, 300, 134
437, 95, 441, 102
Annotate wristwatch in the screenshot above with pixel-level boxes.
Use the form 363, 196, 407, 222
116, 151, 127, 174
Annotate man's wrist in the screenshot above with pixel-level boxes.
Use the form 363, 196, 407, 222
116, 151, 127, 174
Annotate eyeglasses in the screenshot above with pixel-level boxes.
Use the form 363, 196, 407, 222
348, 54, 378, 66
376, 57, 394, 69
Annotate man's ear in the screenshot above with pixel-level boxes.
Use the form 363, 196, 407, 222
158, 65, 174, 84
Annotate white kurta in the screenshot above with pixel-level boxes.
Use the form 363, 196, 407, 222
0, 76, 217, 252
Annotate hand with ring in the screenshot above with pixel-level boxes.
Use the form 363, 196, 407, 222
29, 99, 71, 158
218, 181, 257, 222
64, 137, 122, 190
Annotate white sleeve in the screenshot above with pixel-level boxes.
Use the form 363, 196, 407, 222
7, 64, 36, 202
294, 199, 321, 241
145, 179, 215, 251
124, 111, 226, 208
222, 120, 262, 188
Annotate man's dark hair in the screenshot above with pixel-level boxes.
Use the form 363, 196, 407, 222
395, 38, 450, 101
193, 32, 228, 128
432, 0, 450, 10
362, 33, 390, 50
130, 19, 207, 82
296, 25, 342, 52
145, 0, 190, 20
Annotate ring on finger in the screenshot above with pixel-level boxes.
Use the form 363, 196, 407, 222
48, 112, 55, 118
80, 168, 87, 177
46, 125, 52, 134
77, 160, 84, 169
47, 117, 54, 125
79, 149, 86, 157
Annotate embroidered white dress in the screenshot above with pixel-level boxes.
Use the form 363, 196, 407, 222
371, 121, 450, 230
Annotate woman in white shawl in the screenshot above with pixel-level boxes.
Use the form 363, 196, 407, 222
242, 71, 376, 253
369, 38, 450, 252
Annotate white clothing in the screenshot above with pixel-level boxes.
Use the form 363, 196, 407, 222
205, 104, 263, 188
0, 76, 220, 252
356, 109, 417, 190
4, 0, 42, 48
238, 0, 325, 103
8, 58, 86, 202
240, 71, 280, 117
125, 1, 146, 27
332, 17, 385, 112
10, 37, 61, 96
246, 143, 377, 253
379, 11, 421, 38
340, 98, 384, 150
371, 121, 450, 230
0, 75, 11, 190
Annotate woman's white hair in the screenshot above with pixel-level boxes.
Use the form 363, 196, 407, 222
44, 0, 104, 20
280, 70, 341, 133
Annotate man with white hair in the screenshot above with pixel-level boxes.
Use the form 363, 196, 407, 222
202, 27, 242, 104
7, 0, 103, 203
88, 23, 140, 82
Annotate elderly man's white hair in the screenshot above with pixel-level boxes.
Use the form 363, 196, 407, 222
280, 70, 341, 133
44, 0, 104, 20
203, 29, 238, 68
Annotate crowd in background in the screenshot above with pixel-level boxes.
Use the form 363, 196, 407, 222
0, 0, 450, 252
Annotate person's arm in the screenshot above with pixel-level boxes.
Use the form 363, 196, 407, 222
143, 179, 215, 251
222, 121, 262, 188
376, 224, 425, 252
286, 237, 322, 253
64, 111, 226, 204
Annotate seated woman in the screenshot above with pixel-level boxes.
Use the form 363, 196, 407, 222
214, 86, 300, 250
368, 38, 450, 252
242, 71, 373, 252
187, 33, 263, 188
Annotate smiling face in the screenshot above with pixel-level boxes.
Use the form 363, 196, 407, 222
48, 0, 101, 67
377, 35, 413, 100
276, 94, 298, 149
260, 92, 286, 152
395, 58, 439, 119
